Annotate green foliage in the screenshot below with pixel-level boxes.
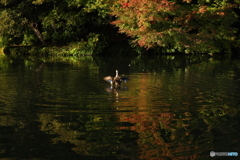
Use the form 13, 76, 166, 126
0, 9, 26, 46
83, 0, 111, 18
0, 0, 111, 53
22, 33, 39, 46
32, 33, 108, 56
68, 33, 108, 55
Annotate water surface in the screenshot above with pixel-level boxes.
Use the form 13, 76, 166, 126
0, 55, 239, 160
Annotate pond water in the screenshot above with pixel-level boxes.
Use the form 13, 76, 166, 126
0, 54, 239, 160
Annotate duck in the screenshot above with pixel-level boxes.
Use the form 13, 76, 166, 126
104, 70, 128, 86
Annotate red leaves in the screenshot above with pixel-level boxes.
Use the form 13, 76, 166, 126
110, 0, 239, 53
121, 2, 129, 8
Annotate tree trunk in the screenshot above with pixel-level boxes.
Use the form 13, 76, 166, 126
30, 22, 45, 45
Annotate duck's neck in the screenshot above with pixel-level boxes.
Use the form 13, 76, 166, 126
115, 70, 119, 78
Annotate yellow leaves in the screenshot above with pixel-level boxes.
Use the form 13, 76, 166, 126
32, 0, 45, 5
32, 0, 56, 5
183, 0, 192, 3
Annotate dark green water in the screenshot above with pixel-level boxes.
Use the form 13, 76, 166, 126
0, 55, 239, 160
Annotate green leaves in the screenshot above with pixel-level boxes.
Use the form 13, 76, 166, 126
0, 0, 112, 47
83, 0, 111, 17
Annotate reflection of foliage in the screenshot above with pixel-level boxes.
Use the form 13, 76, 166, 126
0, 54, 240, 159
130, 54, 212, 73
118, 104, 240, 159
199, 105, 238, 125
0, 51, 98, 72
39, 113, 138, 159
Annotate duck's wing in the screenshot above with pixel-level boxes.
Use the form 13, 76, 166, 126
104, 76, 113, 84
120, 76, 129, 83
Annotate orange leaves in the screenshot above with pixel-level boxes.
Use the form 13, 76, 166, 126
110, 0, 181, 49
198, 5, 207, 14
155, 0, 176, 12
216, 12, 225, 16
110, 0, 239, 53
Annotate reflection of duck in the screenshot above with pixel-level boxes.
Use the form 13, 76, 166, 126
35, 62, 45, 72
104, 70, 128, 86
105, 85, 128, 103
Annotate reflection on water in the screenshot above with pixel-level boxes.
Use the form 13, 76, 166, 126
0, 55, 240, 159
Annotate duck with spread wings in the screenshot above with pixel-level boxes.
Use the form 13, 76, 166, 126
104, 70, 128, 86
